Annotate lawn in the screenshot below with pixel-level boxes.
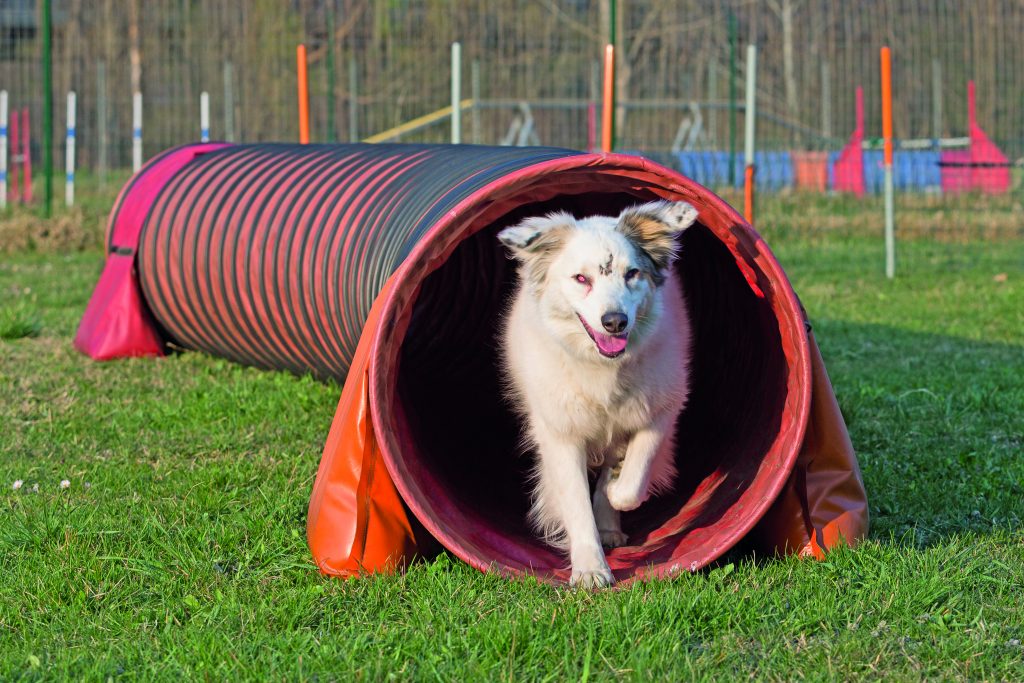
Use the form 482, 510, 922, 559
1, 213, 1023, 679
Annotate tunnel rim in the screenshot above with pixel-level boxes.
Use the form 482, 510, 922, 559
368, 151, 813, 584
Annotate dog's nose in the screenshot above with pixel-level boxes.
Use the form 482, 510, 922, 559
601, 312, 628, 334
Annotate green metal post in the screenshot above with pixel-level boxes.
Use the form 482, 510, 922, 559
348, 57, 358, 142
728, 11, 737, 187
97, 61, 108, 186
471, 60, 481, 144
326, 1, 336, 142
42, 0, 53, 216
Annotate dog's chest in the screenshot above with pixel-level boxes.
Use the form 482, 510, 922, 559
560, 364, 654, 438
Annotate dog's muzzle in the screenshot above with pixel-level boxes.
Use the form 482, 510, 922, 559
578, 314, 628, 358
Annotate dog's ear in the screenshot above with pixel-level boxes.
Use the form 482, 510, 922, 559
497, 212, 574, 261
617, 201, 699, 270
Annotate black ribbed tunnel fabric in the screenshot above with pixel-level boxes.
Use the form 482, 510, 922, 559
136, 143, 581, 380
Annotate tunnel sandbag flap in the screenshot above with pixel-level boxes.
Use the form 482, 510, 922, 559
306, 273, 434, 576
76, 142, 868, 584
751, 329, 870, 559
75, 142, 232, 360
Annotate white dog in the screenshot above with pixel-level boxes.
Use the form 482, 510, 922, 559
498, 200, 697, 588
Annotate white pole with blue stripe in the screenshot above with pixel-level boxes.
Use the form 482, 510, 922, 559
65, 91, 76, 206
200, 91, 210, 142
132, 91, 143, 172
0, 90, 8, 209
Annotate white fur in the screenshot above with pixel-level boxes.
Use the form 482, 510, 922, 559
498, 200, 696, 588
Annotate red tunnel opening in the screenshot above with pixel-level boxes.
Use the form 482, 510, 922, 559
371, 163, 811, 584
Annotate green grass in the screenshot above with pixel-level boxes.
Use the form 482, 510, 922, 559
1, 236, 1023, 680
0, 299, 41, 340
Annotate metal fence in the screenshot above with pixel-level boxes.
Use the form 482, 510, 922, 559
0, 0, 1021, 238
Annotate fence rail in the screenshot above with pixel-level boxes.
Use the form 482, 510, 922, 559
0, 0, 1021, 237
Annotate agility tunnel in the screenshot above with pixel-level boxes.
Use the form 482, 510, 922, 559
76, 142, 868, 585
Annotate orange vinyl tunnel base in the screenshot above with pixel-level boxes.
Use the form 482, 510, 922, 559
307, 275, 438, 576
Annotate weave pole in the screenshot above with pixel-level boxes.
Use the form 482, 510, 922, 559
450, 42, 461, 144
0, 90, 7, 209
601, 44, 615, 152
881, 46, 895, 279
132, 92, 143, 172
65, 91, 75, 207
743, 44, 757, 224
297, 45, 310, 144
200, 91, 210, 143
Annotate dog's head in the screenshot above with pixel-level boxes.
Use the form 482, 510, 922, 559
498, 200, 698, 360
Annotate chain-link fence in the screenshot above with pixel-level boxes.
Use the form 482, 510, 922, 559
1, 0, 1021, 242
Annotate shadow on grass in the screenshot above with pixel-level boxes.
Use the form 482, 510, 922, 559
802, 318, 1022, 549
691, 318, 1019, 578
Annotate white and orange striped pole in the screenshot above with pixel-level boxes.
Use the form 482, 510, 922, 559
743, 45, 757, 224
881, 46, 895, 279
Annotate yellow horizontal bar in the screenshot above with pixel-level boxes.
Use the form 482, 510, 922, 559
363, 99, 475, 143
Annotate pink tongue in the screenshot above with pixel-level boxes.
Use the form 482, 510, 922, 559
595, 333, 628, 355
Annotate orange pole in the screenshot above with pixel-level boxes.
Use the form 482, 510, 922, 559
744, 165, 755, 224
880, 46, 893, 167
601, 44, 614, 153
297, 44, 310, 144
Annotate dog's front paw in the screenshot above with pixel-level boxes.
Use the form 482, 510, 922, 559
599, 529, 628, 548
570, 564, 615, 589
606, 479, 648, 512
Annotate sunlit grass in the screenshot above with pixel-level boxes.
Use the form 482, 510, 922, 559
1, 233, 1022, 680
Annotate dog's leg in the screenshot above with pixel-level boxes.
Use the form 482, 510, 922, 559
534, 432, 615, 588
606, 413, 676, 512
593, 465, 628, 548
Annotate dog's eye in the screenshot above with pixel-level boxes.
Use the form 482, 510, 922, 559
625, 268, 640, 281
573, 274, 589, 285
